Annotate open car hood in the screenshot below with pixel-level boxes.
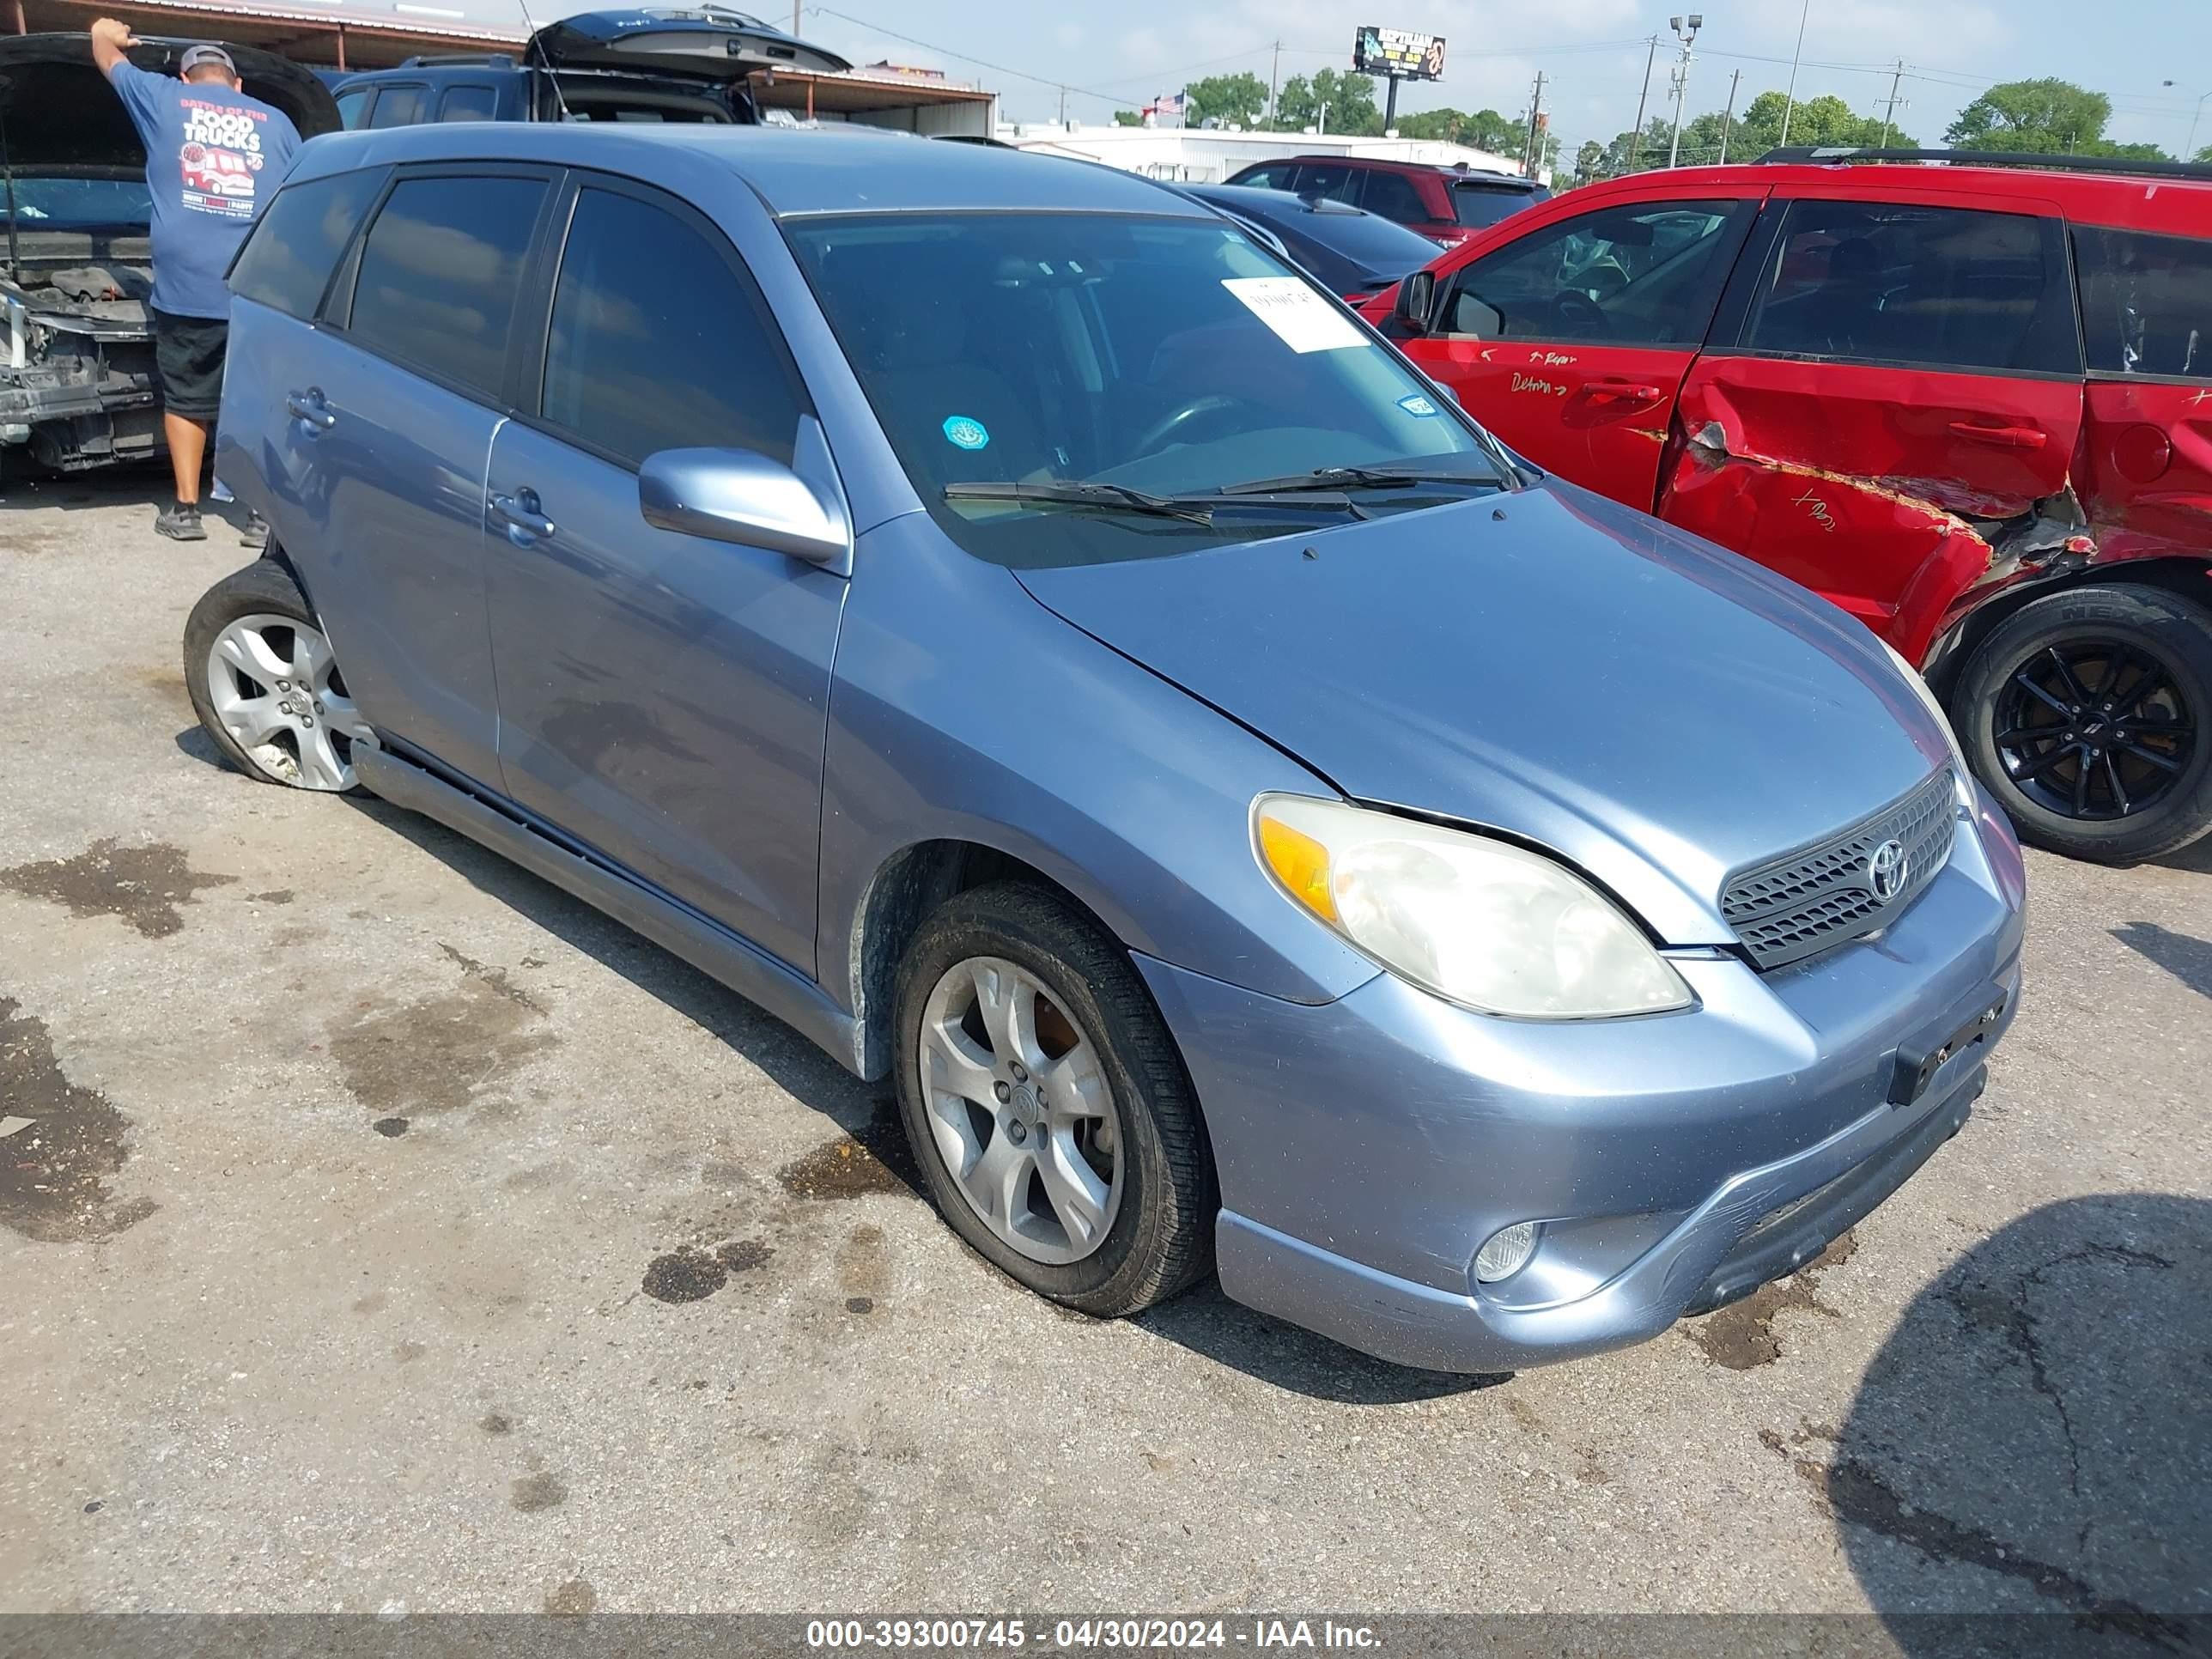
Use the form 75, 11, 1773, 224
0, 34, 340, 172
529, 8, 851, 81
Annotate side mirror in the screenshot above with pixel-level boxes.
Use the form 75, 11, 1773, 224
1391, 268, 1436, 336
1432, 382, 1461, 407
638, 415, 852, 569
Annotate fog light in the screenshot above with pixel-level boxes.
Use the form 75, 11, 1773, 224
1474, 1221, 1541, 1284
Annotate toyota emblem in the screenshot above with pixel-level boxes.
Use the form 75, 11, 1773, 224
1868, 838, 1909, 902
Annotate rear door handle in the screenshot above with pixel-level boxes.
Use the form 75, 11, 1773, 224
1948, 420, 2046, 449
489, 488, 556, 541
285, 389, 335, 431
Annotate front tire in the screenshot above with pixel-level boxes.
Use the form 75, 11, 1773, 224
891, 882, 1214, 1318
184, 558, 373, 793
1950, 582, 2212, 863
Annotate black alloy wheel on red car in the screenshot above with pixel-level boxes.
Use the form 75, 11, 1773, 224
1952, 582, 2212, 864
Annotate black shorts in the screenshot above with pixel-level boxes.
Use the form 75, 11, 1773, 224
152, 308, 228, 421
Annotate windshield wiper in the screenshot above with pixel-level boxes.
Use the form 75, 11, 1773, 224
945, 480, 1374, 525
1217, 464, 1502, 496
945, 480, 1218, 526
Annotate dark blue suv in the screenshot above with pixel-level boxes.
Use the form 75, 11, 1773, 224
331, 7, 847, 131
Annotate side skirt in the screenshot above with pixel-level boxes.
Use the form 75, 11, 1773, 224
355, 744, 865, 1076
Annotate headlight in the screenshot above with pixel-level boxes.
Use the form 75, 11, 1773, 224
1254, 795, 1692, 1019
1880, 640, 1971, 788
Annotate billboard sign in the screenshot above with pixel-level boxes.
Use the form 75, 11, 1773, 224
1352, 26, 1446, 81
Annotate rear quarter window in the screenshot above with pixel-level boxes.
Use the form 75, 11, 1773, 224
366, 84, 428, 129
437, 83, 501, 122
228, 167, 388, 321
2074, 225, 2212, 380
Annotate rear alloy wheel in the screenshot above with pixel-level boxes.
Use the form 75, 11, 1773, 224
1952, 583, 2212, 863
892, 882, 1213, 1318
185, 560, 374, 793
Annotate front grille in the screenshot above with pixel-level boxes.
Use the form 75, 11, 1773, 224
1721, 768, 1958, 970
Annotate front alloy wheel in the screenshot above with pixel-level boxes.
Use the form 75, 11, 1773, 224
891, 882, 1213, 1317
916, 956, 1123, 1265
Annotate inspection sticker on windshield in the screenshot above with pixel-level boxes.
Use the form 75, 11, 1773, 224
1397, 393, 1440, 416
1221, 277, 1368, 354
942, 415, 990, 450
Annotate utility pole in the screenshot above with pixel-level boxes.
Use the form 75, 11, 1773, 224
1665, 13, 1702, 170
791, 0, 799, 37
1879, 58, 1906, 148
1628, 33, 1658, 173
1778, 0, 1810, 147
1267, 40, 1280, 129
1523, 70, 1547, 178
1717, 68, 1741, 163
1058, 84, 1068, 125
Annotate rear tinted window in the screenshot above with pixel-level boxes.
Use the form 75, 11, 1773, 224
367, 85, 426, 128
1229, 163, 1296, 191
539, 187, 806, 468
1358, 170, 1429, 225
348, 173, 546, 399
1296, 162, 1361, 204
437, 83, 499, 122
1743, 198, 2078, 374
1453, 182, 1540, 228
228, 167, 386, 321
2075, 225, 2212, 380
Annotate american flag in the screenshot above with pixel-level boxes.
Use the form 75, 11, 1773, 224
1146, 91, 1187, 120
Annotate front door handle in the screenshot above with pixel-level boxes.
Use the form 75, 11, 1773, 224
285, 389, 336, 431
1948, 420, 2047, 450
489, 488, 556, 540
1582, 378, 1666, 406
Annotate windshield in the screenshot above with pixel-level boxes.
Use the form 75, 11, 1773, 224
784, 210, 1501, 567
1452, 182, 1543, 229
0, 176, 153, 229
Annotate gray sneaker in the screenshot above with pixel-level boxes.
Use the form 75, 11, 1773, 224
154, 503, 207, 541
241, 511, 270, 550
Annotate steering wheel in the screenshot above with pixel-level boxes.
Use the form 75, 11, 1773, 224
1552, 289, 1611, 337
1133, 394, 1251, 456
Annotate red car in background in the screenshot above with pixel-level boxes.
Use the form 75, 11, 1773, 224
1370, 149, 2212, 864
1225, 154, 1548, 246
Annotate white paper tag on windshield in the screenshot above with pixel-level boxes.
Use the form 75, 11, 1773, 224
1221, 277, 1369, 354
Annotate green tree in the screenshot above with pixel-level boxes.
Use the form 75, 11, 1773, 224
1184, 71, 1269, 129
1111, 108, 1142, 127
1571, 138, 1607, 186
1274, 68, 1381, 136
1945, 77, 2162, 157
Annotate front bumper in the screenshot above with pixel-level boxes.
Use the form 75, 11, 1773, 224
1137, 793, 2026, 1373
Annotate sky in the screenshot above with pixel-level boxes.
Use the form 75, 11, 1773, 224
500, 0, 2212, 160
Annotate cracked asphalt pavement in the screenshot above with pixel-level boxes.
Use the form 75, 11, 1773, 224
3, 473, 2209, 1628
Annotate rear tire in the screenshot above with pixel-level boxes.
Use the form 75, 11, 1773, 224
185, 557, 373, 793
1950, 582, 2212, 863
891, 882, 1214, 1318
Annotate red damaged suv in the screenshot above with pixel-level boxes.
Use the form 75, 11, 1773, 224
1370, 149, 2212, 863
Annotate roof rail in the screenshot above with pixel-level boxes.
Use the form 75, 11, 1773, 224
396, 52, 520, 69
1757, 146, 2212, 184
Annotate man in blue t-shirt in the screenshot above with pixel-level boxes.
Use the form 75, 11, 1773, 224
89, 18, 301, 541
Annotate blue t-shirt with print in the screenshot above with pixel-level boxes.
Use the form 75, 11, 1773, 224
106, 60, 301, 319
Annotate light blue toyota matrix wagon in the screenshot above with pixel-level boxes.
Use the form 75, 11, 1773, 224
190, 123, 2027, 1372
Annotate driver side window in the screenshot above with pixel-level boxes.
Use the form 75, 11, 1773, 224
1443, 197, 1748, 347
